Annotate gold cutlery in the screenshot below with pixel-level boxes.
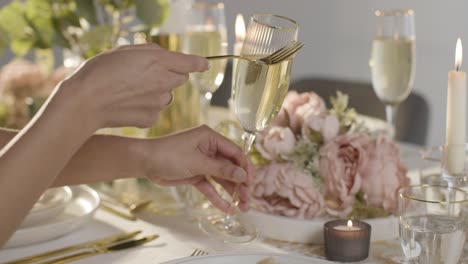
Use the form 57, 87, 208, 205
100, 203, 138, 221
190, 249, 209, 257
207, 41, 304, 65
37, 234, 159, 264
5, 231, 141, 264
101, 197, 152, 214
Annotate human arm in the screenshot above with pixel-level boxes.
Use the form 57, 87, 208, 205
0, 124, 251, 207
0, 44, 208, 246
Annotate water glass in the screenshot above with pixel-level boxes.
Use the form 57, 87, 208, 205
398, 185, 468, 263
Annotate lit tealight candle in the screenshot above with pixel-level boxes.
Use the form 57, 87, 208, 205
333, 220, 361, 231
324, 219, 371, 262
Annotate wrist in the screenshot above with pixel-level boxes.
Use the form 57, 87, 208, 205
50, 78, 100, 135
131, 137, 166, 180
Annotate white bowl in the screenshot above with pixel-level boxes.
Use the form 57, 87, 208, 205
240, 210, 398, 244
20, 186, 73, 228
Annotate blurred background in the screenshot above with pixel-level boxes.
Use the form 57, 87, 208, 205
0, 0, 467, 146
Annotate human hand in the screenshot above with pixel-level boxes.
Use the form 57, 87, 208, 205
57, 44, 208, 131
139, 125, 253, 213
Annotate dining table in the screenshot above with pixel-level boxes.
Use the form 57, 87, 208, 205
0, 197, 408, 264
0, 107, 464, 264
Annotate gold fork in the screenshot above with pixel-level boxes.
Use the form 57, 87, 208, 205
207, 41, 304, 65
190, 249, 209, 257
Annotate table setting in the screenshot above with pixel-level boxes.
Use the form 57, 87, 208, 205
0, 0, 467, 264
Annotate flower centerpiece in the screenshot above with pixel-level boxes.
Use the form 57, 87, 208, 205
250, 90, 410, 219
0, 60, 74, 129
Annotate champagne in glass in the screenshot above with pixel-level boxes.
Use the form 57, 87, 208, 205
369, 9, 415, 139
184, 31, 227, 95
371, 38, 415, 104
233, 59, 293, 133
199, 14, 299, 243
182, 2, 227, 124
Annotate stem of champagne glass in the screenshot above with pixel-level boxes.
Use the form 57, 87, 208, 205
199, 92, 212, 124
385, 104, 399, 140
223, 132, 256, 227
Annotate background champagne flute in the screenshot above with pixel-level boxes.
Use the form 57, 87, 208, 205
199, 14, 299, 243
369, 9, 415, 139
182, 2, 228, 124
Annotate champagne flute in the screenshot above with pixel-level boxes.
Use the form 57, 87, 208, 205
199, 14, 299, 243
369, 9, 415, 139
182, 2, 227, 124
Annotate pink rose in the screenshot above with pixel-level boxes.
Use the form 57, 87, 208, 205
359, 136, 409, 213
0, 60, 45, 98
273, 91, 327, 132
256, 127, 296, 160
302, 113, 340, 143
252, 163, 324, 219
319, 134, 370, 217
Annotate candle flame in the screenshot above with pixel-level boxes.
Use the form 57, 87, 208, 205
347, 220, 353, 228
235, 14, 246, 42
456, 38, 463, 70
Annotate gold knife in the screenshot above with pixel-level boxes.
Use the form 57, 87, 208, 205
37, 234, 159, 264
100, 203, 137, 221
5, 231, 141, 264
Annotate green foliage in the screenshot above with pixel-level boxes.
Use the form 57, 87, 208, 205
0, 102, 9, 127
0, 28, 8, 57
25, 0, 55, 48
329, 91, 359, 134
135, 0, 169, 28
250, 147, 270, 166
289, 138, 322, 186
76, 0, 98, 25
78, 25, 114, 58
348, 191, 390, 219
0, 0, 169, 58
0, 1, 32, 56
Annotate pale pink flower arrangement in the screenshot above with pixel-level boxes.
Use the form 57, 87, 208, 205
250, 90, 409, 220
0, 60, 75, 129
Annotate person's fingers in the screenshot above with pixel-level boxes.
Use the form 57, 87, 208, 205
194, 179, 230, 213
245, 157, 255, 185
198, 157, 247, 184
211, 178, 250, 212
157, 50, 209, 73
144, 63, 189, 93
210, 132, 248, 169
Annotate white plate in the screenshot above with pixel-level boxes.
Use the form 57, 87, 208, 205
240, 210, 398, 244
20, 186, 73, 228
31, 186, 73, 213
4, 185, 100, 248
161, 253, 330, 264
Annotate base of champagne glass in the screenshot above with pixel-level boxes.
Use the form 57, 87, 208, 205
198, 214, 258, 243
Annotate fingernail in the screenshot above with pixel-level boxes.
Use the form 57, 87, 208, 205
233, 167, 246, 182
